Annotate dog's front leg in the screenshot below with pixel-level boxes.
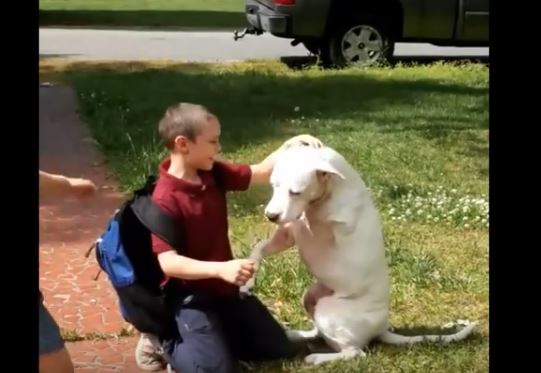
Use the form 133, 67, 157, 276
239, 239, 271, 296
240, 224, 295, 297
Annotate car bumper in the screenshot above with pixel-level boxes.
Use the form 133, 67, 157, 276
245, 0, 291, 37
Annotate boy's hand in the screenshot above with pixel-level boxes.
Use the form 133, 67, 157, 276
282, 134, 323, 150
68, 178, 97, 200
218, 259, 255, 286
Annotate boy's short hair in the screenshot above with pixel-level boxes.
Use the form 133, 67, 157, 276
158, 102, 217, 149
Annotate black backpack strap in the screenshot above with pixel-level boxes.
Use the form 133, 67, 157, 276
130, 194, 183, 250
134, 175, 158, 196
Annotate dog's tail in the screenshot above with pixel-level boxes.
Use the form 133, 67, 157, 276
377, 322, 478, 346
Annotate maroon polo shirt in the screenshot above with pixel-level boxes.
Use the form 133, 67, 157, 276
151, 158, 252, 297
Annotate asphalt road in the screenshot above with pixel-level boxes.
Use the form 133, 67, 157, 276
39, 28, 489, 62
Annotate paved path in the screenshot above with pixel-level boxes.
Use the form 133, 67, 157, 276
39, 28, 489, 62
39, 83, 158, 371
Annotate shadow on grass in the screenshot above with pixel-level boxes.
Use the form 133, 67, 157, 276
39, 10, 247, 29
395, 55, 489, 66
39, 61, 487, 192
40, 53, 81, 60
280, 55, 489, 70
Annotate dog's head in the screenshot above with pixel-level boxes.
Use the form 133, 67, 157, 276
264, 146, 345, 224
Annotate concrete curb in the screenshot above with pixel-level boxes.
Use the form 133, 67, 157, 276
39, 25, 240, 32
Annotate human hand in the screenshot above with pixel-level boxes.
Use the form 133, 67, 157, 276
218, 259, 255, 286
68, 178, 97, 200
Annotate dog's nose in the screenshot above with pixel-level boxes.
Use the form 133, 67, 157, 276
265, 213, 279, 223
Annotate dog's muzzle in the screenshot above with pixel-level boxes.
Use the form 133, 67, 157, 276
265, 212, 280, 223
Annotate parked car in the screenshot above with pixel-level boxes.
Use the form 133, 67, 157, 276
235, 0, 489, 67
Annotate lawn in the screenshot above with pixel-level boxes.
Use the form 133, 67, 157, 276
39, 0, 246, 29
40, 59, 489, 372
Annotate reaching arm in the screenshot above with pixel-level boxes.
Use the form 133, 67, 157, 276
39, 170, 71, 197
39, 170, 97, 199
157, 251, 255, 287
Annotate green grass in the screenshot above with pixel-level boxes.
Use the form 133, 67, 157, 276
40, 60, 489, 372
60, 326, 136, 342
39, 0, 246, 29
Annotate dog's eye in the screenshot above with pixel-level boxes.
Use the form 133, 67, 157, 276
289, 190, 301, 196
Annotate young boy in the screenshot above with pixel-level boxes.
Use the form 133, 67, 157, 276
39, 170, 97, 373
135, 103, 322, 373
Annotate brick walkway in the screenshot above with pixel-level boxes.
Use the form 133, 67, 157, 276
39, 84, 165, 371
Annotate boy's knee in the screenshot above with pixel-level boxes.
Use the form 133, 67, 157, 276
171, 353, 237, 373
164, 339, 237, 373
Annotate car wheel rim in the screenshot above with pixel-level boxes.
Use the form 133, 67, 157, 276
341, 25, 384, 65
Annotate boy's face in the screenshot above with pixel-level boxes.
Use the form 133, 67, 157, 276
176, 117, 221, 171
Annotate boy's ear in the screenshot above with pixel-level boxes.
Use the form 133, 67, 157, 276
173, 135, 189, 151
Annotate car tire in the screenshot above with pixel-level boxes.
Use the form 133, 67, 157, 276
322, 17, 394, 68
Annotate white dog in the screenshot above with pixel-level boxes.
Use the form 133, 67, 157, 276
240, 144, 478, 365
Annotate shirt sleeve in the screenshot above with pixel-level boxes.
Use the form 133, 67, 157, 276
151, 194, 181, 255
212, 161, 252, 192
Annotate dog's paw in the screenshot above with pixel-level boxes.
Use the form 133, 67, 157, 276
304, 353, 325, 365
239, 278, 255, 297
239, 289, 251, 299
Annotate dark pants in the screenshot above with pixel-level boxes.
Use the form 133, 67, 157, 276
161, 293, 297, 373
39, 291, 65, 355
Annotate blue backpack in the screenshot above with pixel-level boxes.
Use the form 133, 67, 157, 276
88, 175, 182, 340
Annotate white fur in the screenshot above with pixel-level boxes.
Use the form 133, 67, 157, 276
240, 145, 478, 365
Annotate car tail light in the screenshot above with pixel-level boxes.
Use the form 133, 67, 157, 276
274, 0, 296, 5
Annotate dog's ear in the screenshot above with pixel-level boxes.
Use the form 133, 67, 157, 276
315, 161, 345, 180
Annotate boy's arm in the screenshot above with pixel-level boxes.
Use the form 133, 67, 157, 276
157, 251, 221, 280
249, 134, 323, 186
39, 170, 71, 196
150, 195, 256, 285
39, 170, 97, 199
157, 251, 255, 287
